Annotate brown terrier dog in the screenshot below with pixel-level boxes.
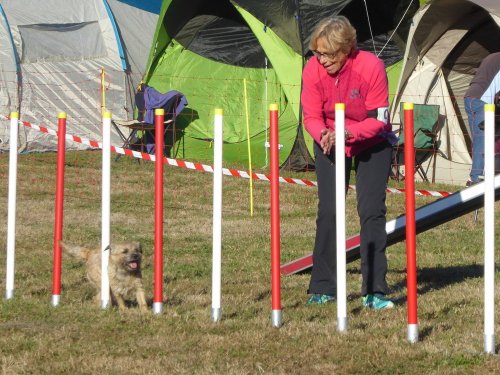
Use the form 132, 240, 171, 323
61, 241, 148, 313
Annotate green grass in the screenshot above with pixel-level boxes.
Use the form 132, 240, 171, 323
0, 151, 499, 374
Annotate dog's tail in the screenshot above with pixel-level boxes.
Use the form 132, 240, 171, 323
60, 241, 93, 261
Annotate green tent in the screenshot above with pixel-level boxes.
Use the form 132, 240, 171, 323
144, 0, 418, 169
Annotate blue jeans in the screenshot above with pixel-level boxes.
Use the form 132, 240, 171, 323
465, 97, 486, 182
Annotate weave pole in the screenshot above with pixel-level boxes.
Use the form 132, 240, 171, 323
100, 68, 106, 117
403, 102, 418, 343
211, 109, 224, 322
335, 103, 347, 332
153, 108, 165, 315
269, 103, 282, 328
101, 111, 112, 309
51, 112, 67, 307
483, 103, 496, 354
5, 112, 19, 300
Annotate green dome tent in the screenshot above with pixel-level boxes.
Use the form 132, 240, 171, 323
144, 0, 418, 169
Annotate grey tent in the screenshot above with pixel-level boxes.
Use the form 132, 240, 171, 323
0, 0, 162, 152
391, 0, 500, 185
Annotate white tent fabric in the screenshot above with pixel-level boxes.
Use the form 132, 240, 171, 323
391, 0, 500, 185
106, 0, 160, 89
0, 0, 161, 152
0, 3, 19, 122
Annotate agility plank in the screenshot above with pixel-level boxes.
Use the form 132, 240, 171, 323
281, 176, 500, 275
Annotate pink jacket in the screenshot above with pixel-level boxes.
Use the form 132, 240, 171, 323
301, 49, 394, 157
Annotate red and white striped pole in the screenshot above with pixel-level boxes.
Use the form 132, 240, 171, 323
5, 112, 19, 300
483, 103, 496, 354
153, 108, 165, 315
101, 111, 112, 309
335, 103, 347, 332
269, 103, 282, 328
52, 112, 67, 307
403, 102, 418, 343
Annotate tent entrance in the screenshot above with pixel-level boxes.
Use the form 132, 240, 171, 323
148, 39, 299, 167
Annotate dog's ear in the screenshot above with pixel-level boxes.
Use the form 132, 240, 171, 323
59, 241, 71, 251
135, 242, 142, 253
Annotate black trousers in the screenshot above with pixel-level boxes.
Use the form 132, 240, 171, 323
308, 141, 392, 296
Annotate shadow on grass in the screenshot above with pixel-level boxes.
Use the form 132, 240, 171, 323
291, 263, 491, 308
389, 263, 492, 298
344, 263, 493, 301
342, 264, 492, 317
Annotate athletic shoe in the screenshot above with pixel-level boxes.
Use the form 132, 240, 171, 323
362, 293, 395, 310
306, 294, 335, 305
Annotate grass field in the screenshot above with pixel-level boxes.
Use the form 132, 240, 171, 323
0, 151, 499, 374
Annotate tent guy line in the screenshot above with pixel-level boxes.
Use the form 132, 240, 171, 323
1, 114, 453, 198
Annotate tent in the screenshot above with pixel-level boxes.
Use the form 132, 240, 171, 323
390, 0, 500, 185
143, 0, 419, 168
0, 0, 162, 152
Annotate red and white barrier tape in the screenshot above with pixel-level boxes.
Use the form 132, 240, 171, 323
2, 115, 453, 197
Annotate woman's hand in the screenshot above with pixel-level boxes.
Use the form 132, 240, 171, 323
320, 128, 352, 155
320, 129, 335, 155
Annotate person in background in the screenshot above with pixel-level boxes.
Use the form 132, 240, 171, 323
464, 52, 500, 186
301, 16, 397, 309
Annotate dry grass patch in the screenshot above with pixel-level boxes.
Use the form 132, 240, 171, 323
0, 151, 499, 374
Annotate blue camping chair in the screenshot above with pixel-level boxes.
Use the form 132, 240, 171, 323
113, 85, 187, 159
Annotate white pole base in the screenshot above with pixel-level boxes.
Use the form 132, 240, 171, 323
51, 294, 60, 307
101, 299, 110, 310
337, 317, 348, 332
408, 324, 419, 343
5, 289, 14, 300
211, 307, 222, 322
272, 309, 282, 328
153, 302, 163, 315
484, 334, 496, 354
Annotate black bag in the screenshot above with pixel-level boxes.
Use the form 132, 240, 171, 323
477, 102, 499, 133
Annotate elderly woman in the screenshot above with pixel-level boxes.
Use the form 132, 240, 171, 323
301, 16, 396, 309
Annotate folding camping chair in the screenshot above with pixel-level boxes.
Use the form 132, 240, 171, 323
391, 103, 441, 183
112, 85, 187, 160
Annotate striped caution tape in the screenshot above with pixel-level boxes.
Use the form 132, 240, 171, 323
1, 114, 453, 197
